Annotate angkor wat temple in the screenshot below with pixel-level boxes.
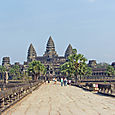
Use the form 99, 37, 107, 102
2, 36, 115, 79
27, 36, 73, 76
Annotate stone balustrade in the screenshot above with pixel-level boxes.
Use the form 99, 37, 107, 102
0, 81, 43, 114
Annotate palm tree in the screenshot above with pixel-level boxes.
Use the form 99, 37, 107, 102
60, 61, 75, 79
60, 48, 91, 82
28, 61, 46, 80
0, 65, 6, 80
68, 49, 88, 81
85, 66, 92, 76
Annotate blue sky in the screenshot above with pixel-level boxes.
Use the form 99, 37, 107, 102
0, 0, 115, 64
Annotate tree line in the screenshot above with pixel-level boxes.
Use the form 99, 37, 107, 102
0, 61, 46, 81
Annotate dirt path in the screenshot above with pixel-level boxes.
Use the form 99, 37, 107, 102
3, 82, 115, 115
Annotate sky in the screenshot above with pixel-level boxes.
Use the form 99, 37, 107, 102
0, 0, 115, 64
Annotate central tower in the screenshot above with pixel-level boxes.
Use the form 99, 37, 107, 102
43, 36, 58, 58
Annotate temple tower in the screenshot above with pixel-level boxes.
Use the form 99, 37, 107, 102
65, 44, 73, 58
43, 36, 58, 58
88, 60, 97, 68
2, 57, 11, 69
27, 44, 37, 62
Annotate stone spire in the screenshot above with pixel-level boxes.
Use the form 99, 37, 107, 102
65, 44, 73, 58
47, 36, 55, 48
27, 43, 37, 62
43, 36, 58, 58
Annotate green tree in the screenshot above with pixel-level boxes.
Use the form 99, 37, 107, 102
60, 49, 91, 82
28, 61, 46, 80
85, 66, 92, 76
60, 61, 75, 78
9, 65, 21, 80
106, 65, 115, 76
77, 63, 88, 80
68, 49, 88, 80
0, 66, 7, 80
9, 68, 15, 79
22, 70, 32, 82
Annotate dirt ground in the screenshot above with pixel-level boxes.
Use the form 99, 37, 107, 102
3, 81, 115, 115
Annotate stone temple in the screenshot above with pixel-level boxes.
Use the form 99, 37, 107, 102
27, 36, 73, 77
1, 36, 115, 80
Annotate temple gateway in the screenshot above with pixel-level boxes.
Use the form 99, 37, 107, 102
27, 36, 73, 77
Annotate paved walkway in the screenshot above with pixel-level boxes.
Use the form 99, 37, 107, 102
3, 82, 115, 115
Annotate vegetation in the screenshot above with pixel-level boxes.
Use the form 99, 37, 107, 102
22, 70, 32, 81
96, 62, 109, 69
28, 60, 46, 80
106, 65, 115, 76
9, 65, 21, 80
60, 49, 92, 81
0, 65, 7, 80
60, 61, 75, 79
0, 61, 46, 81
85, 66, 92, 76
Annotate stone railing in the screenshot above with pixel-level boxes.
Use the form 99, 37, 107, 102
0, 80, 43, 114
71, 81, 115, 97
81, 76, 115, 82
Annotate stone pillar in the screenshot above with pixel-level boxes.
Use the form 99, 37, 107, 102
4, 71, 9, 84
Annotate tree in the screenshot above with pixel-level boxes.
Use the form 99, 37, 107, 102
22, 70, 32, 82
85, 66, 92, 76
28, 61, 46, 80
106, 65, 115, 76
9, 68, 15, 80
60, 61, 75, 78
9, 65, 21, 80
0, 66, 7, 80
68, 49, 88, 80
60, 49, 92, 82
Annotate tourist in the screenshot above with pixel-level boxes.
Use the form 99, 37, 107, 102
68, 79, 71, 86
48, 77, 50, 83
61, 78, 63, 86
53, 78, 55, 82
65, 78, 67, 86
54, 78, 57, 84
64, 77, 67, 86
63, 77, 65, 86
48, 80, 50, 83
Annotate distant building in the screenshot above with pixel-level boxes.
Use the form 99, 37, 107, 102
88, 60, 108, 77
2, 57, 11, 69
88, 60, 97, 68
27, 36, 73, 77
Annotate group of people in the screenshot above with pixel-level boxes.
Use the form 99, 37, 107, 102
45, 77, 71, 86
61, 77, 71, 86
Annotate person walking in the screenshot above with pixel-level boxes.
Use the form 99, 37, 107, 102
65, 78, 67, 86
61, 78, 63, 86
54, 78, 57, 84
68, 79, 71, 86
64, 77, 66, 86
